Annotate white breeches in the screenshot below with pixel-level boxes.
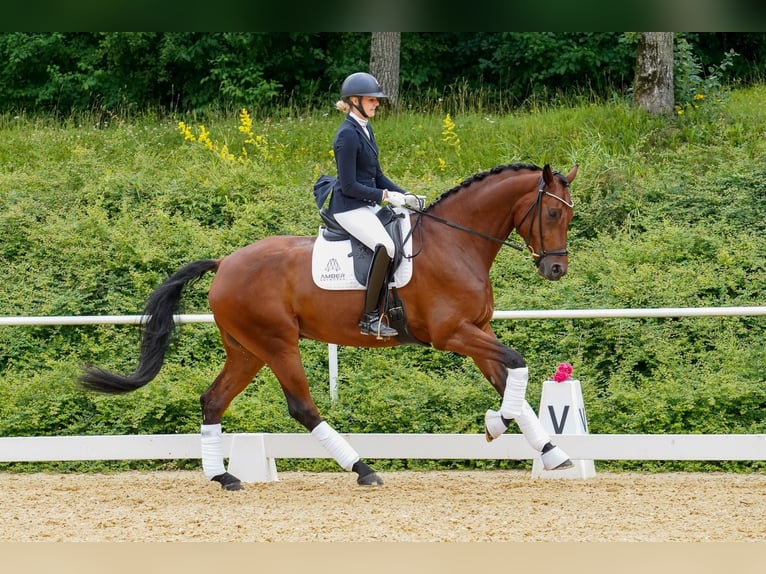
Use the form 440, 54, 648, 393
334, 206, 395, 258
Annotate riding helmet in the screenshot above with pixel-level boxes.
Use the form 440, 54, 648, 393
341, 72, 388, 99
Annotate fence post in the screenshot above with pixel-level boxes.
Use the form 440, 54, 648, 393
329, 344, 338, 401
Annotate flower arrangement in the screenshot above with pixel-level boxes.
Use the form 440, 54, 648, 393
551, 363, 573, 382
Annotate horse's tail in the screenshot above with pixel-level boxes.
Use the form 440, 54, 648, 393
79, 259, 219, 394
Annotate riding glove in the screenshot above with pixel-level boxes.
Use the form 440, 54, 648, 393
384, 191, 407, 207
404, 194, 426, 209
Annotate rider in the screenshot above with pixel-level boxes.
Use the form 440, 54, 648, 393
327, 72, 418, 338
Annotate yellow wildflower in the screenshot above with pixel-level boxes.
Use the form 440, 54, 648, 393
238, 108, 254, 138
198, 125, 214, 150
219, 144, 234, 162
441, 113, 460, 150
177, 121, 196, 142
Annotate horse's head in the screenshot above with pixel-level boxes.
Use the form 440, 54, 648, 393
515, 164, 577, 281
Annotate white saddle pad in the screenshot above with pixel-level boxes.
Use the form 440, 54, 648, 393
311, 208, 414, 290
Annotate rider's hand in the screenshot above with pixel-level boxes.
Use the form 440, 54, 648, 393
384, 191, 407, 207
404, 193, 426, 209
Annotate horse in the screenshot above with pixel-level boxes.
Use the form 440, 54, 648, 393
80, 162, 578, 490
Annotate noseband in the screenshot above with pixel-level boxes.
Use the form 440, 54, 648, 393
515, 176, 574, 267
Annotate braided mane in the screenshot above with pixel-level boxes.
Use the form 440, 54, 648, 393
429, 162, 543, 209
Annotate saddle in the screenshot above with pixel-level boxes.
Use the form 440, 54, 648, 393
318, 206, 406, 286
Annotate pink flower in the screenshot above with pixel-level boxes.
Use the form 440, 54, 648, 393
552, 362, 573, 382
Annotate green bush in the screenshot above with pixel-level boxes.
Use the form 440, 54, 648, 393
1, 86, 765, 473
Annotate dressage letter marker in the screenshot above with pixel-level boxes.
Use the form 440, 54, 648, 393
531, 378, 596, 479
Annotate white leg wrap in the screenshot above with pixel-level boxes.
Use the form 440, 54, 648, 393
499, 367, 528, 418
484, 409, 509, 441
513, 401, 551, 452
201, 423, 227, 479
311, 421, 360, 472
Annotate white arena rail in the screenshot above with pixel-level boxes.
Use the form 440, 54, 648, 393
1, 307, 765, 480
1, 432, 764, 483
2, 305, 766, 326
1, 432, 765, 463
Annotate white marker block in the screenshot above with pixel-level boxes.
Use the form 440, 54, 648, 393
227, 433, 279, 483
531, 379, 596, 479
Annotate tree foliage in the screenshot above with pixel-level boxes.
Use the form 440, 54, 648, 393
0, 32, 764, 115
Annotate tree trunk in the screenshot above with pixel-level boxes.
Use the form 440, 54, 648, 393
369, 32, 401, 111
633, 32, 675, 115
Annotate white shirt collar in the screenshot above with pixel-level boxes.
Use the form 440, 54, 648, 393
349, 113, 370, 137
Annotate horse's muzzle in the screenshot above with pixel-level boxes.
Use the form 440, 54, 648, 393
537, 257, 568, 281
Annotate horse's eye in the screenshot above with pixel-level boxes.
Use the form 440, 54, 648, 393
547, 208, 560, 219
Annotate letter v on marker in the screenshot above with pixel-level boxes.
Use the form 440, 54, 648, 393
547, 404, 569, 434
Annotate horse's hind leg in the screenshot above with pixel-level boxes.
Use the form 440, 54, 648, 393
199, 331, 265, 491
266, 346, 383, 486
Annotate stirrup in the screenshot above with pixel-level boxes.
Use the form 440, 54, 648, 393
359, 313, 398, 338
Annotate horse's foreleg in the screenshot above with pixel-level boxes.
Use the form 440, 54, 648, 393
441, 324, 573, 471
482, 365, 529, 438
199, 334, 265, 490
501, 365, 529, 418
485, 401, 572, 470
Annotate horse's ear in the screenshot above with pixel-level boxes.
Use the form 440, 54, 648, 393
565, 165, 578, 184
542, 164, 554, 186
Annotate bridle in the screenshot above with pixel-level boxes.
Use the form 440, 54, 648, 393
403, 175, 574, 266
514, 175, 574, 266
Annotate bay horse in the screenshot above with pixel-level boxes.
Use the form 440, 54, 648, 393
80, 162, 578, 490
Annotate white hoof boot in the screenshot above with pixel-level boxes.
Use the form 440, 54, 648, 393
484, 409, 508, 442
541, 446, 574, 470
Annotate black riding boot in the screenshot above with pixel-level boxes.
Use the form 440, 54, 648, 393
359, 244, 398, 338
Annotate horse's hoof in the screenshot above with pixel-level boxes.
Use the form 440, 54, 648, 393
211, 472, 244, 491
540, 446, 574, 471
357, 472, 384, 486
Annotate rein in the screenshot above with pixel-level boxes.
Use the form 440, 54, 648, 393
405, 207, 526, 253
403, 176, 573, 264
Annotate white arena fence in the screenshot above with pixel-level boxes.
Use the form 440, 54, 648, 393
1, 307, 765, 474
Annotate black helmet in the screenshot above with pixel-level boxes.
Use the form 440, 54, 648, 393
341, 72, 387, 99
